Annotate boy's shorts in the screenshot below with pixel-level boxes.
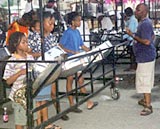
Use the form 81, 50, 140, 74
12, 101, 37, 126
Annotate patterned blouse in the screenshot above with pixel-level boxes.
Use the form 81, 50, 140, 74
28, 32, 57, 54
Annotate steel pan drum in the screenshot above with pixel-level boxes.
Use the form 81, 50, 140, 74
60, 41, 112, 77
88, 40, 112, 63
32, 46, 65, 90
60, 53, 88, 77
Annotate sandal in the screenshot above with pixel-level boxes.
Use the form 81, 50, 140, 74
140, 105, 153, 116
138, 99, 146, 107
45, 124, 62, 129
87, 102, 98, 110
53, 125, 62, 129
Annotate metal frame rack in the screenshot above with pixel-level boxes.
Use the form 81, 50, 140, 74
24, 46, 119, 129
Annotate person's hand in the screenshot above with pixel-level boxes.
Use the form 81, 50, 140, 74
74, 51, 79, 54
124, 15, 127, 21
125, 28, 133, 37
36, 53, 41, 57
19, 69, 26, 76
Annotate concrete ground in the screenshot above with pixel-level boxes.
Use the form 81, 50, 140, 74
0, 59, 160, 129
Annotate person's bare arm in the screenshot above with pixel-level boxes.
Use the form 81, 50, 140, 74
59, 44, 78, 55
125, 28, 150, 45
81, 45, 90, 52
6, 69, 26, 85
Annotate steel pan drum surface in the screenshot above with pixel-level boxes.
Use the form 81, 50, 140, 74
32, 63, 62, 91
60, 41, 112, 77
32, 45, 65, 91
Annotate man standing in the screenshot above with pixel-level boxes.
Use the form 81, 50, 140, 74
126, 3, 156, 116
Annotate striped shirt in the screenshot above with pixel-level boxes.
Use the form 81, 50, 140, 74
3, 54, 34, 101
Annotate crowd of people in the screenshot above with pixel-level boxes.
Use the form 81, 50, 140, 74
3, 8, 99, 129
1, 2, 157, 129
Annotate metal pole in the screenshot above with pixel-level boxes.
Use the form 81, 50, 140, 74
17, 0, 20, 17
120, 0, 124, 40
115, 0, 118, 31
39, 0, 45, 60
7, 0, 11, 24
82, 0, 86, 41
31, 0, 33, 10
26, 63, 33, 129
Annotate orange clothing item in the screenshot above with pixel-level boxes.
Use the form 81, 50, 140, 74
6, 21, 29, 45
